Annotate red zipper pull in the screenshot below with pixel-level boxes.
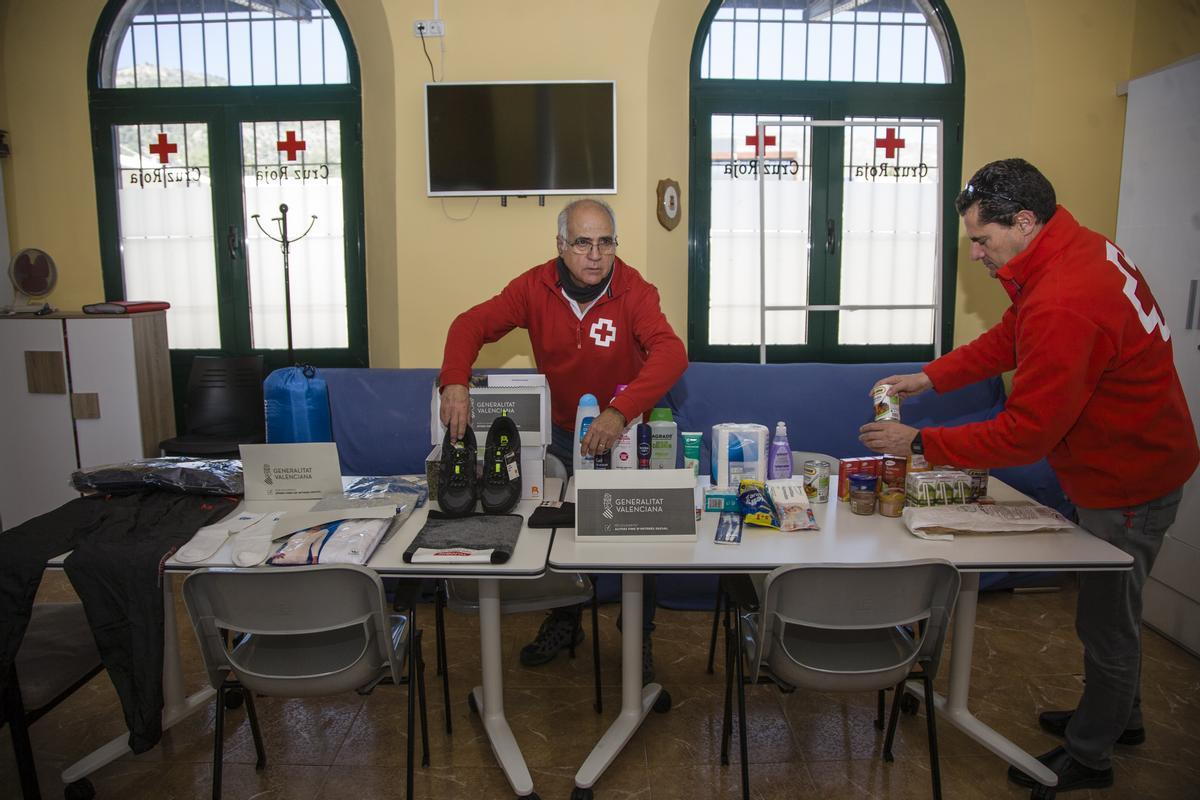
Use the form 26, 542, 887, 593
1123, 510, 1136, 529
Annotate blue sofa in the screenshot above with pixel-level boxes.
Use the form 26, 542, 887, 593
320, 363, 1070, 602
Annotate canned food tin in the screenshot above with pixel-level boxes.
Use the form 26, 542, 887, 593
872, 384, 901, 422
802, 459, 831, 503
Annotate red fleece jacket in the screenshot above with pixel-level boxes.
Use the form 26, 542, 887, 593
923, 206, 1197, 509
439, 257, 688, 431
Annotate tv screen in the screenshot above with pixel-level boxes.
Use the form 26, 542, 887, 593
425, 81, 616, 197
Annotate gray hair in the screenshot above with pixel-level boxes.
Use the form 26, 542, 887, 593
557, 198, 617, 241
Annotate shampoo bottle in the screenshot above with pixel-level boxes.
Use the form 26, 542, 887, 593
574, 393, 600, 473
767, 421, 793, 480
648, 407, 678, 469
610, 383, 640, 469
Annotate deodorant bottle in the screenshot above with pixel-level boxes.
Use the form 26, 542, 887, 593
574, 393, 600, 473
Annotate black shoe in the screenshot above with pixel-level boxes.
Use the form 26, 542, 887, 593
1038, 709, 1145, 746
520, 609, 584, 667
438, 425, 478, 516
480, 413, 522, 514
1007, 745, 1114, 791
642, 637, 655, 685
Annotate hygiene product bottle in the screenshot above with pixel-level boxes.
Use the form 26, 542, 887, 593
648, 407, 678, 469
637, 423, 652, 469
610, 384, 640, 469
574, 393, 600, 473
768, 421, 793, 480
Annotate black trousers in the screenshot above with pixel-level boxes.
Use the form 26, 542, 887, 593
0, 491, 236, 752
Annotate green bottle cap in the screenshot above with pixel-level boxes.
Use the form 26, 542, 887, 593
649, 407, 674, 422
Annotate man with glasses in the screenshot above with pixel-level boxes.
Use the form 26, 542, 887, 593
858, 158, 1197, 794
439, 198, 687, 681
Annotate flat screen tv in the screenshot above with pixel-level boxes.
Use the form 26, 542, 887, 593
425, 80, 616, 197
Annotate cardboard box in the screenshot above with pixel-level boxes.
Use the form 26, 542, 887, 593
431, 383, 551, 447
425, 445, 547, 503
575, 468, 697, 542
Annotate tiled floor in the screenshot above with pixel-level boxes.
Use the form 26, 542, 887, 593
4, 573, 1199, 800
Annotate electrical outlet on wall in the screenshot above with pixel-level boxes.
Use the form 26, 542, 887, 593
413, 20, 445, 37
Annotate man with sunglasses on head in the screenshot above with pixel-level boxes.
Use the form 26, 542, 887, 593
439, 197, 687, 682
858, 158, 1197, 794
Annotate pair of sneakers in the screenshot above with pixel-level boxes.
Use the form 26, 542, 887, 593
437, 414, 522, 516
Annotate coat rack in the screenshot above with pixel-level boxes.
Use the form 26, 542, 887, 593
252, 203, 317, 364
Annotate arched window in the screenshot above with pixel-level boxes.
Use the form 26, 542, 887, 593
88, 0, 366, 398
688, 0, 965, 363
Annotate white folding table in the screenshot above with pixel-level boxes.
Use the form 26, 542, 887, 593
50, 484, 558, 800
549, 477, 1133, 795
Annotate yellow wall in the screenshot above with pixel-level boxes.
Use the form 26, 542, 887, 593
2, 0, 1198, 367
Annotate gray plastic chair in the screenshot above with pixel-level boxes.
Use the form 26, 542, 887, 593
722, 560, 960, 800
706, 451, 840, 673
438, 453, 604, 720
182, 565, 429, 800
3, 602, 104, 800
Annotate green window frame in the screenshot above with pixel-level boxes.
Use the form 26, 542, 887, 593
87, 0, 367, 415
688, 0, 966, 363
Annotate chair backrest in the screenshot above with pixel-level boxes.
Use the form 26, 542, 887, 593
185, 355, 265, 437
791, 451, 839, 476
182, 564, 401, 697
753, 560, 960, 685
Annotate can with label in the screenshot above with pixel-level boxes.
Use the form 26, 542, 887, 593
881, 455, 907, 492
802, 459, 831, 503
872, 384, 901, 422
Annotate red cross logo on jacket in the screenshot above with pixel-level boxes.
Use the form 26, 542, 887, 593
589, 318, 617, 348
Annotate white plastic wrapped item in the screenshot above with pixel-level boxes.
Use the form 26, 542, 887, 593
765, 479, 819, 531
902, 501, 1073, 541
711, 423, 768, 488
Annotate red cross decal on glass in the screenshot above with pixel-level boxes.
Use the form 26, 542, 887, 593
148, 132, 178, 164
745, 133, 777, 155
277, 130, 307, 161
874, 127, 906, 159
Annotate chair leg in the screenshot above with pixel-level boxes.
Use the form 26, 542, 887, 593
733, 606, 750, 800
415, 629, 431, 768
242, 684, 267, 770
882, 678, 905, 762
212, 687, 226, 800
406, 618, 417, 800
434, 579, 447, 677
591, 576, 603, 715
720, 604, 733, 765
922, 674, 943, 800
3, 680, 42, 800
707, 576, 724, 674
876, 687, 886, 730
435, 582, 452, 736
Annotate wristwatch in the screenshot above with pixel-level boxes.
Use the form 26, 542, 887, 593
911, 431, 924, 455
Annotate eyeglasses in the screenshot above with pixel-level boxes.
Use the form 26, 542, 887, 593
963, 182, 1020, 206
566, 236, 618, 255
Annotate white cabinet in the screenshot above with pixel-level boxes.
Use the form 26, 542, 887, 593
1116, 55, 1200, 657
0, 312, 175, 530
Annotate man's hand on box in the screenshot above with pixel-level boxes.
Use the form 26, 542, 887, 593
580, 407, 627, 457
439, 384, 471, 442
